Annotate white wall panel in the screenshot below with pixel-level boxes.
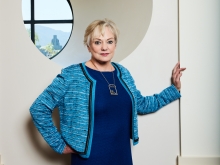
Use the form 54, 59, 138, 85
179, 0, 220, 157
121, 0, 180, 164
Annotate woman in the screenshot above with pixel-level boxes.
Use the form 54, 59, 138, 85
30, 19, 186, 164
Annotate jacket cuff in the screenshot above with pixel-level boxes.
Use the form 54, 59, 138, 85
168, 84, 181, 100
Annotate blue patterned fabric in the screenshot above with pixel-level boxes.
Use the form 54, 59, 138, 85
29, 62, 181, 158
70, 66, 133, 164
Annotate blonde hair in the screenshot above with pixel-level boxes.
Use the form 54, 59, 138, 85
84, 18, 119, 46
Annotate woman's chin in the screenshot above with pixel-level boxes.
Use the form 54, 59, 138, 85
93, 57, 113, 64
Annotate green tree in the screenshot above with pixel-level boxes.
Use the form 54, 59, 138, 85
26, 28, 39, 44
40, 43, 59, 58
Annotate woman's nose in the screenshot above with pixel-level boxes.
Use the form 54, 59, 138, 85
101, 42, 108, 50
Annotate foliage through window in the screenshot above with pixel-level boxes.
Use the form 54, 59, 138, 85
22, 0, 73, 59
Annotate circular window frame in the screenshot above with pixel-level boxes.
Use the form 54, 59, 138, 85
23, 0, 74, 59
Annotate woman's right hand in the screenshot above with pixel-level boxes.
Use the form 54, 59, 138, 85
63, 145, 76, 154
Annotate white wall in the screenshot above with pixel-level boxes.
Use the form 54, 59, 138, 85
2, 0, 218, 165
178, 0, 220, 164
0, 1, 67, 164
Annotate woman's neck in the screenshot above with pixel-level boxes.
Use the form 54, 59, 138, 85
86, 59, 114, 72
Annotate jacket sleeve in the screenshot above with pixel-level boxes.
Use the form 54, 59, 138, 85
136, 84, 181, 115
29, 68, 69, 154
121, 66, 181, 115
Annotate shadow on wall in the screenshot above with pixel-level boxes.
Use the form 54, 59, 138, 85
26, 108, 70, 165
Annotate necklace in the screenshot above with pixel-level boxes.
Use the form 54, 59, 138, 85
90, 61, 118, 95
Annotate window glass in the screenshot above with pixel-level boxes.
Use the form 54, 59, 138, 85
22, 0, 31, 20
24, 24, 31, 36
35, 24, 72, 58
22, 0, 73, 59
35, 0, 72, 20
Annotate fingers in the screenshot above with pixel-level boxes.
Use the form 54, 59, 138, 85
174, 72, 182, 90
172, 63, 185, 80
173, 63, 186, 76
179, 67, 186, 71
176, 72, 182, 82
173, 68, 185, 81
173, 62, 186, 73
171, 62, 186, 90
176, 68, 186, 77
63, 145, 75, 154
172, 62, 180, 74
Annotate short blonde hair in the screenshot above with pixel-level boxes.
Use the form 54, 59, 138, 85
84, 18, 119, 46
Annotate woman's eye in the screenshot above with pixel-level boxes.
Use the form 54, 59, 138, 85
107, 40, 114, 44
94, 41, 101, 45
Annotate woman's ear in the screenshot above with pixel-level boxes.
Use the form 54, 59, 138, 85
87, 45, 91, 52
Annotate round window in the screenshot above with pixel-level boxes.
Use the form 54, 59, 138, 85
22, 0, 73, 59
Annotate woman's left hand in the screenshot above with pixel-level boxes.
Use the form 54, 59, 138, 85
63, 145, 76, 154
172, 62, 186, 91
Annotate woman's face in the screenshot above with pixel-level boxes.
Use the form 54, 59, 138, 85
88, 27, 116, 64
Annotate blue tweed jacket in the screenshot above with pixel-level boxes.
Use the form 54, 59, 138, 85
30, 62, 181, 158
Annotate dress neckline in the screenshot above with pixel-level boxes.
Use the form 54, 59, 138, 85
85, 65, 116, 73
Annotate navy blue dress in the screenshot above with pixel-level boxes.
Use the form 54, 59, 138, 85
71, 66, 133, 165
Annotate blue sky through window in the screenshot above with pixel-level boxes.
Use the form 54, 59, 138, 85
22, 0, 73, 32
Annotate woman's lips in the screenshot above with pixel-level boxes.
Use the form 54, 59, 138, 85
100, 53, 109, 56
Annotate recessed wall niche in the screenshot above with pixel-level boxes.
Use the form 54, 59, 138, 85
52, 0, 153, 67
22, 0, 73, 59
